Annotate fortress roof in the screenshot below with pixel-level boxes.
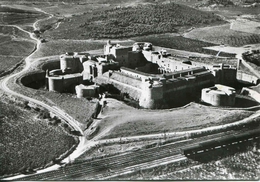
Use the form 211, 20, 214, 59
48, 73, 82, 80
121, 67, 161, 77
165, 67, 206, 77
203, 84, 235, 96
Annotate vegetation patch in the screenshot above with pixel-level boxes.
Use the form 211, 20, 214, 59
0, 26, 35, 76
0, 97, 77, 177
0, 56, 23, 76
0, 6, 45, 25
133, 34, 235, 57
243, 50, 260, 66
0, 40, 34, 56
0, 25, 30, 39
43, 2, 223, 39
184, 24, 260, 46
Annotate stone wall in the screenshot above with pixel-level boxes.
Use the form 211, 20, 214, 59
201, 85, 236, 106
237, 71, 259, 85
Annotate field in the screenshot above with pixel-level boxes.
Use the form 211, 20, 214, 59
93, 99, 254, 139
133, 34, 236, 57
184, 24, 260, 46
0, 96, 77, 176
0, 6, 45, 25
213, 6, 260, 19
40, 2, 223, 40
0, 25, 35, 76
0, 56, 23, 75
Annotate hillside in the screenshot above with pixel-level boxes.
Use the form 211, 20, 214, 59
0, 97, 77, 176
42, 2, 224, 39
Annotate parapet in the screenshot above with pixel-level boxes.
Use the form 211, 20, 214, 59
201, 84, 236, 106
75, 84, 99, 98
212, 63, 236, 70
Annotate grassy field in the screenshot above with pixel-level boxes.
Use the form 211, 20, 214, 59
0, 40, 34, 56
0, 97, 76, 176
184, 24, 260, 46
0, 56, 23, 75
94, 99, 254, 139
0, 25, 30, 40
0, 26, 35, 76
0, 6, 45, 25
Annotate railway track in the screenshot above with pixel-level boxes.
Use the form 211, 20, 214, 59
16, 129, 255, 180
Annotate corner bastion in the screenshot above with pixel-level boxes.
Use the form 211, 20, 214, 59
201, 84, 236, 106
43, 40, 238, 109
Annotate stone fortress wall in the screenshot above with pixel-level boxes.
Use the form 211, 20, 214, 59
44, 41, 239, 109
201, 84, 236, 106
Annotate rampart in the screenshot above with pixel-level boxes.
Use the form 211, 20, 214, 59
95, 66, 215, 108
237, 71, 259, 85
201, 84, 236, 106
39, 41, 239, 109
47, 73, 83, 93
211, 64, 237, 86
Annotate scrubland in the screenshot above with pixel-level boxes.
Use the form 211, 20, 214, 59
0, 96, 77, 177
184, 24, 260, 46
40, 2, 223, 40
0, 24, 35, 76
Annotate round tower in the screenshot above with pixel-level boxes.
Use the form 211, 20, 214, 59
60, 54, 80, 73
139, 80, 163, 109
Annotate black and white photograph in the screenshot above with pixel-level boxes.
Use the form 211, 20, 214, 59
0, 0, 259, 180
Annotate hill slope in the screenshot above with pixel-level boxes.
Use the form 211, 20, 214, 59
43, 2, 224, 39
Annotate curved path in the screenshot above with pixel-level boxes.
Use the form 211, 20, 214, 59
0, 7, 97, 180
1, 7, 260, 180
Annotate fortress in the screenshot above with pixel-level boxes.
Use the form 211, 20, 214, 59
46, 41, 237, 109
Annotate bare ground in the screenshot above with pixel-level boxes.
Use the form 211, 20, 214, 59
92, 98, 254, 139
